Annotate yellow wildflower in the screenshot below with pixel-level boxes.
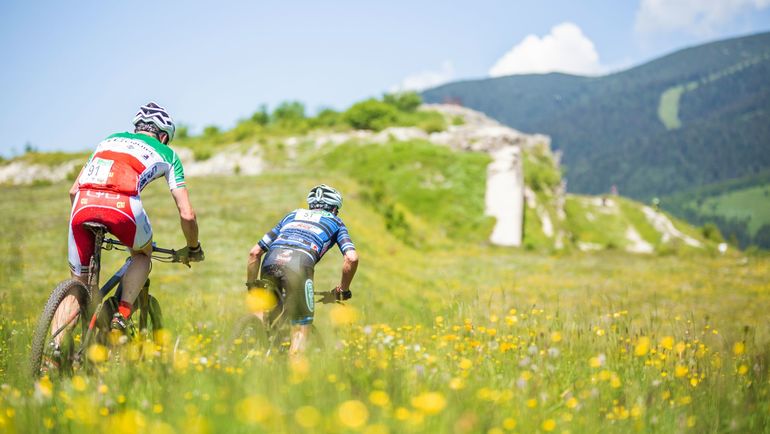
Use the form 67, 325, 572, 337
635, 336, 650, 356
338, 400, 369, 429
87, 344, 108, 363
369, 390, 390, 407
329, 305, 360, 326
659, 336, 674, 350
541, 419, 556, 431
295, 406, 321, 429
411, 392, 447, 415
71, 376, 87, 392
733, 342, 745, 356
245, 289, 277, 313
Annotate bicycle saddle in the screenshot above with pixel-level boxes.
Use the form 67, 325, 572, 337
83, 222, 108, 232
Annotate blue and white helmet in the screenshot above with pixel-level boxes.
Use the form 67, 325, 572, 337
307, 184, 343, 211
132, 102, 176, 142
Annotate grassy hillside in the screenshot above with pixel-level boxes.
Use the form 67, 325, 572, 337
664, 170, 770, 248
422, 31, 770, 205
1, 171, 770, 433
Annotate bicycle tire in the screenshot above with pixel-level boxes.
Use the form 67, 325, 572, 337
231, 314, 270, 353
30, 279, 90, 378
146, 294, 164, 335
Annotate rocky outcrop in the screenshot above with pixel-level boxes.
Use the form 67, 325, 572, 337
642, 206, 702, 247
175, 146, 263, 177
0, 159, 81, 185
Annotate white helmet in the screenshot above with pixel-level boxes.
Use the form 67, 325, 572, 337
132, 102, 176, 142
307, 184, 343, 211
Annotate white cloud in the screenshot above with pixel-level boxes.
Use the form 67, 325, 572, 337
390, 61, 454, 92
489, 23, 602, 77
635, 0, 770, 35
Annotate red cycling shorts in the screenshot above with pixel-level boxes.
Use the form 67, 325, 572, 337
67, 189, 152, 275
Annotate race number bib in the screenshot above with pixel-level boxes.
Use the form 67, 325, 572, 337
80, 157, 114, 185
296, 209, 322, 222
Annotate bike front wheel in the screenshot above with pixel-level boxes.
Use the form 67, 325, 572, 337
30, 279, 90, 378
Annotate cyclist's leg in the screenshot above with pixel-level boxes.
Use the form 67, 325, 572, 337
286, 258, 316, 355
67, 190, 92, 284
116, 196, 153, 319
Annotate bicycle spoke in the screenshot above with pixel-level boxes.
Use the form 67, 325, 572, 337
50, 309, 81, 340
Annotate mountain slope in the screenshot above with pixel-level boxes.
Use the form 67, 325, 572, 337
422, 31, 770, 201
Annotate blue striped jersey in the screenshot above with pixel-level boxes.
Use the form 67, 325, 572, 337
258, 208, 355, 263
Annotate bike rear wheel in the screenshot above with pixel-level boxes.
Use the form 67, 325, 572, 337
231, 314, 271, 354
30, 279, 90, 378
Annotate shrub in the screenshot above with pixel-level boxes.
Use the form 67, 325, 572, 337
194, 149, 212, 161
416, 113, 447, 133
272, 101, 306, 123
312, 108, 343, 128
383, 92, 422, 112
176, 125, 189, 140
524, 154, 561, 193
232, 120, 260, 141
344, 99, 399, 131
250, 104, 270, 125
203, 125, 220, 137
701, 222, 724, 242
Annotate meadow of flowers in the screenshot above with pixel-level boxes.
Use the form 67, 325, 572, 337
1, 176, 769, 433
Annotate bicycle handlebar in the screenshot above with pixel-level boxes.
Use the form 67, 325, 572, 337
316, 288, 352, 304
103, 238, 181, 262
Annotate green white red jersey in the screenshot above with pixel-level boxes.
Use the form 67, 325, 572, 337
77, 132, 186, 195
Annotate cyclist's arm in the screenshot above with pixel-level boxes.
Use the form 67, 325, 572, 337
246, 243, 265, 284
170, 188, 199, 248
334, 220, 357, 291
339, 249, 358, 291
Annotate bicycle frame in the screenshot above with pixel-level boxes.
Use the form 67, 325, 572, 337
81, 224, 178, 345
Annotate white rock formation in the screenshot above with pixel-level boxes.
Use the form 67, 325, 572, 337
625, 226, 655, 254
485, 146, 524, 246
176, 145, 263, 177
642, 206, 702, 247
0, 160, 82, 185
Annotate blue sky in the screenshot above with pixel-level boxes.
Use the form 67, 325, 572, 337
1, 0, 769, 155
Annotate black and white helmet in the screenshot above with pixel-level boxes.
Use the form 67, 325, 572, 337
307, 184, 343, 212
132, 102, 176, 142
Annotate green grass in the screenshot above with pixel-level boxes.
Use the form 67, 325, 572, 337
687, 184, 770, 235
657, 85, 685, 130
317, 140, 494, 245
564, 196, 628, 249
1, 174, 768, 433
523, 145, 561, 193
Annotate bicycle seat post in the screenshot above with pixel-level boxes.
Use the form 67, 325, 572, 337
83, 222, 108, 298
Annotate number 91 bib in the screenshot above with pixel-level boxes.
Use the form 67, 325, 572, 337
79, 157, 114, 185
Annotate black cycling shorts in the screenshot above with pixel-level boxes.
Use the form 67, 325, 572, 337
261, 248, 316, 325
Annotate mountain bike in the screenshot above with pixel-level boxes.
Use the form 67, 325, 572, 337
30, 222, 187, 378
231, 278, 346, 358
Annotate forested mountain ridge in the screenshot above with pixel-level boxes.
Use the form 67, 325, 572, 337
422, 31, 770, 200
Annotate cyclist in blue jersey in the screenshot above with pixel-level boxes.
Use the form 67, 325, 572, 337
246, 184, 359, 354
